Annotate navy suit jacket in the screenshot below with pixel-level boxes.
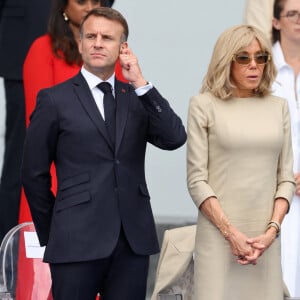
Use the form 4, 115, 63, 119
0, 0, 50, 79
21, 72, 187, 263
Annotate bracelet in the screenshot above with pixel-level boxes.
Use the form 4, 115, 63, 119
268, 220, 280, 233
266, 220, 281, 238
219, 215, 231, 240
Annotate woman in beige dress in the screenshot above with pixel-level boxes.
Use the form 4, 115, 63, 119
187, 25, 295, 300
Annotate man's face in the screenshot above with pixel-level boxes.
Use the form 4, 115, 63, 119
79, 15, 125, 78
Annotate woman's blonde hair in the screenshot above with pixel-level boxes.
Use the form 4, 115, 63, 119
201, 25, 276, 99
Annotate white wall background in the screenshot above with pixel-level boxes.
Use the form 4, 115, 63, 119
113, 0, 246, 222
0, 0, 247, 222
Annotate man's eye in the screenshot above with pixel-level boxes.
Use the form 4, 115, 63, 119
287, 11, 298, 17
86, 35, 95, 40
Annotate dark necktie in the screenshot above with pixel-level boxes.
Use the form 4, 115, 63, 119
97, 82, 116, 147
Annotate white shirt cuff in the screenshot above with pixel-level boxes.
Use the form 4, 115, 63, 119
135, 82, 153, 96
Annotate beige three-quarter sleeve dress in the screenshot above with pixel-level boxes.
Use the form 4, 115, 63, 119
187, 92, 295, 300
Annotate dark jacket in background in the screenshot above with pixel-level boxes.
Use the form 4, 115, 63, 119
0, 0, 51, 242
0, 0, 51, 79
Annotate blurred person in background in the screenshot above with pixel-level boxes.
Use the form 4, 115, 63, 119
244, 0, 274, 41
271, 0, 300, 297
0, 0, 51, 243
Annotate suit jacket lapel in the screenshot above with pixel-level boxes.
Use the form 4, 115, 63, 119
72, 73, 114, 150
115, 79, 130, 154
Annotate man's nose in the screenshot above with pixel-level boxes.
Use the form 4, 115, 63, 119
94, 35, 103, 47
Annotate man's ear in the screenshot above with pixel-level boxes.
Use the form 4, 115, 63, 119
120, 42, 128, 53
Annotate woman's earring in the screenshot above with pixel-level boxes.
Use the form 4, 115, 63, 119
63, 12, 69, 22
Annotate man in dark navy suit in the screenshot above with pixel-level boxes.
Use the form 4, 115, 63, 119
0, 0, 116, 243
21, 7, 186, 300
0, 0, 51, 242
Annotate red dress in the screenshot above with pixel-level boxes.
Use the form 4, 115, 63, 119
20, 34, 125, 222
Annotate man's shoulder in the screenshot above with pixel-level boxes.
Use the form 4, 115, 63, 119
37, 73, 82, 100
51, 72, 83, 90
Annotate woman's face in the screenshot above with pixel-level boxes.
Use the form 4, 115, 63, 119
64, 0, 101, 27
273, 0, 300, 43
231, 39, 266, 98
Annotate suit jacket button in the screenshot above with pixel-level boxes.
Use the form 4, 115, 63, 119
115, 159, 120, 164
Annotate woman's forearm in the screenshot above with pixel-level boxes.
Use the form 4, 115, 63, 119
265, 197, 289, 236
200, 196, 232, 239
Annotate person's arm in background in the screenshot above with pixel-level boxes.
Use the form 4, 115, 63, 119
244, 0, 274, 42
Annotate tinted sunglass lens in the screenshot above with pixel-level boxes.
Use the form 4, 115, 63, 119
255, 55, 268, 64
236, 55, 251, 65
234, 53, 268, 65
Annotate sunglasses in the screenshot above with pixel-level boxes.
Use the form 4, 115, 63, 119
232, 52, 271, 65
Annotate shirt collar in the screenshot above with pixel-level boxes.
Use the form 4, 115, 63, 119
272, 41, 288, 71
81, 66, 115, 91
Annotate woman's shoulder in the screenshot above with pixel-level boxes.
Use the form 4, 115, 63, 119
188, 92, 219, 119
24, 34, 53, 70
261, 94, 289, 115
28, 34, 52, 54
264, 94, 288, 106
190, 92, 217, 107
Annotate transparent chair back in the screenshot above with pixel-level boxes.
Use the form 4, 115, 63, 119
0, 222, 52, 300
